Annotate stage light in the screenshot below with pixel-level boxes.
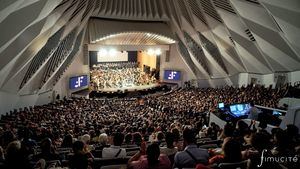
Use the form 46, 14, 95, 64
98, 49, 107, 55
155, 49, 161, 55
147, 49, 154, 55
109, 48, 117, 56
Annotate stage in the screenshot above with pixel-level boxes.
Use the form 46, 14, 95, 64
88, 83, 173, 98
93, 83, 159, 92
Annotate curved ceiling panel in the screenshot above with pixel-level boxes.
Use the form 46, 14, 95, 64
94, 32, 175, 45
0, 0, 299, 92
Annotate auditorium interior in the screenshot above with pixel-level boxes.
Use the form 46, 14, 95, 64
0, 0, 300, 169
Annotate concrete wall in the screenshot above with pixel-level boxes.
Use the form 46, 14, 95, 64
0, 42, 88, 115
290, 70, 300, 85
159, 44, 196, 86
195, 71, 300, 88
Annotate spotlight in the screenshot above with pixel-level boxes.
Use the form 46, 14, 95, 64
147, 49, 154, 55
155, 49, 161, 55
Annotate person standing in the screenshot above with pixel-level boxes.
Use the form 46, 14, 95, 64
247, 102, 259, 121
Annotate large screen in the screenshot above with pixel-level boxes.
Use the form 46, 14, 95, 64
229, 104, 250, 117
97, 51, 128, 62
69, 75, 88, 90
164, 70, 181, 81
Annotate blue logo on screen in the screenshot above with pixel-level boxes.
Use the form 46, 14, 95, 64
164, 70, 181, 80
168, 71, 177, 80
70, 75, 88, 89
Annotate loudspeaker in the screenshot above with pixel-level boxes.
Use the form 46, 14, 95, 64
83, 44, 89, 65
165, 50, 170, 62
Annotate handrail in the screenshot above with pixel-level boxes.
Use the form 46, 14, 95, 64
255, 105, 287, 113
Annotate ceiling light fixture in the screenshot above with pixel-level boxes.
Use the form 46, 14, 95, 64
147, 49, 154, 55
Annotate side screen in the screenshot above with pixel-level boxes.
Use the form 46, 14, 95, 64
164, 70, 181, 80
69, 75, 88, 90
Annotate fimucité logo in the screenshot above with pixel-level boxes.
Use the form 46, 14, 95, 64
257, 149, 298, 167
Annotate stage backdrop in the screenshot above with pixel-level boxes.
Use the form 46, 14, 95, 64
89, 51, 137, 67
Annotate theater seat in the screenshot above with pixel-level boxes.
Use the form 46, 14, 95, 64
93, 157, 131, 169
218, 159, 249, 169
100, 164, 127, 169
198, 144, 219, 149
168, 153, 176, 166
91, 150, 103, 158
126, 147, 140, 156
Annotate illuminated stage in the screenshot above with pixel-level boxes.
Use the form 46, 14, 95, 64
88, 83, 173, 98
94, 83, 159, 92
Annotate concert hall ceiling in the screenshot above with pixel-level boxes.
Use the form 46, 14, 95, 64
0, 0, 300, 93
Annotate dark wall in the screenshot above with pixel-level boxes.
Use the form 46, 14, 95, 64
127, 51, 137, 62
89, 51, 98, 68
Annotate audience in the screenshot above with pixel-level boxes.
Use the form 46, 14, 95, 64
0, 84, 298, 169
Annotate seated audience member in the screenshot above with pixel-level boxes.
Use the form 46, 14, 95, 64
69, 141, 90, 169
61, 134, 73, 148
285, 124, 300, 147
174, 128, 209, 168
272, 129, 295, 157
133, 132, 143, 147
0, 130, 15, 148
33, 138, 60, 161
171, 128, 181, 146
209, 139, 242, 165
124, 133, 133, 145
128, 143, 171, 169
96, 133, 110, 150
102, 132, 126, 158
235, 120, 249, 137
156, 131, 165, 145
160, 132, 178, 156
234, 120, 250, 144
207, 122, 221, 140
219, 123, 235, 140
3, 141, 31, 169
80, 134, 94, 159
